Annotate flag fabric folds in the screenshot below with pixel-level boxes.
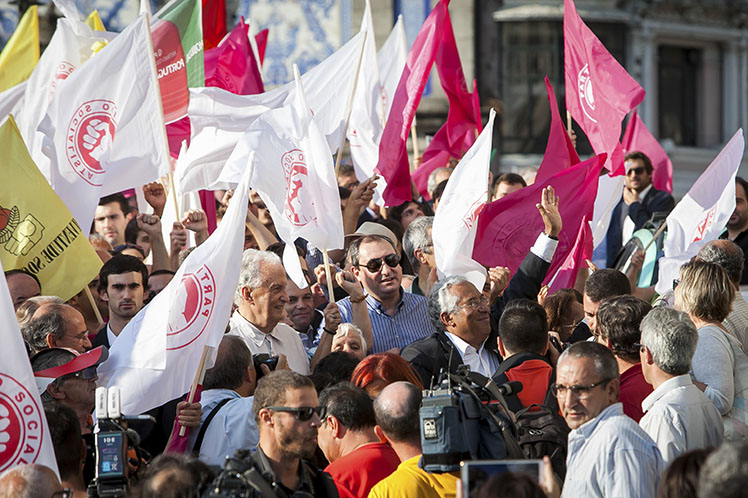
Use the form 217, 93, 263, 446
217, 68, 344, 286
412, 7, 482, 199
655, 130, 745, 295
96, 160, 251, 415
0, 81, 26, 123
202, 0, 226, 51
473, 153, 606, 281
38, 15, 171, 235
0, 116, 102, 301
0, 257, 59, 476
376, 0, 447, 207
622, 109, 673, 194
535, 76, 580, 184
204, 18, 264, 96
563, 0, 644, 175
377, 15, 407, 121
433, 109, 495, 291
0, 6, 39, 93
549, 215, 593, 292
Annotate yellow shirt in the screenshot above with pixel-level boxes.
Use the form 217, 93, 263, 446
368, 455, 459, 498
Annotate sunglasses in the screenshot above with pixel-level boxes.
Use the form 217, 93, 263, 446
265, 405, 326, 422
358, 253, 400, 273
627, 166, 646, 176
63, 366, 97, 381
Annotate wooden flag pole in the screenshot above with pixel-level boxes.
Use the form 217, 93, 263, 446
321, 248, 336, 303
179, 345, 212, 436
643, 221, 667, 253
410, 123, 420, 172
167, 172, 180, 222
566, 110, 572, 134
84, 286, 104, 327
335, 30, 369, 178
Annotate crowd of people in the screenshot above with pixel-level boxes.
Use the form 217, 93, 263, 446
2, 151, 748, 498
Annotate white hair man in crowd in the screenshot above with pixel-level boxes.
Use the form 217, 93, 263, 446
638, 307, 723, 466
556, 342, 663, 497
402, 216, 434, 297
229, 249, 310, 374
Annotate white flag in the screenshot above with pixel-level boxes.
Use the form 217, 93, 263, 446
0, 259, 59, 477
347, 0, 385, 200
96, 157, 252, 415
0, 81, 25, 123
12, 17, 113, 178
38, 15, 171, 234
655, 129, 745, 295
377, 15, 407, 121
433, 110, 496, 291
219, 66, 344, 287
177, 32, 364, 193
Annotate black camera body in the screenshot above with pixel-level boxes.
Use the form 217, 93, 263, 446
87, 420, 131, 498
252, 354, 279, 379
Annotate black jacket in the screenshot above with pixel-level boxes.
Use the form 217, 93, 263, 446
90, 324, 109, 349
605, 187, 674, 268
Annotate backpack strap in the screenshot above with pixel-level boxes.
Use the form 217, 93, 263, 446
192, 397, 232, 457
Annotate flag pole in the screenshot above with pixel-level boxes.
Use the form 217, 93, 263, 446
84, 286, 104, 327
179, 344, 212, 436
168, 172, 180, 221
566, 110, 572, 134
643, 221, 667, 252
321, 248, 336, 303
410, 124, 419, 172
335, 30, 368, 178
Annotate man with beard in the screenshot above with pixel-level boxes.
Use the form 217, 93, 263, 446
719, 177, 748, 284
250, 370, 339, 497
91, 255, 148, 348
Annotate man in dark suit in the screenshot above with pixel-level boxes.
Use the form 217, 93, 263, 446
605, 151, 674, 268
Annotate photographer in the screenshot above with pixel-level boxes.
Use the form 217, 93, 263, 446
190, 335, 260, 466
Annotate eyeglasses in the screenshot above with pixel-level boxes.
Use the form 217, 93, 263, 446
627, 166, 646, 176
61, 366, 97, 382
634, 343, 647, 353
50, 489, 73, 498
358, 253, 400, 273
457, 295, 489, 312
265, 405, 326, 422
551, 379, 612, 399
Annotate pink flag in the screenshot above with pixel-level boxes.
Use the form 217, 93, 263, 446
204, 18, 264, 96
622, 109, 673, 194
255, 29, 268, 66
535, 76, 580, 184
564, 0, 644, 175
376, 0, 448, 206
549, 215, 593, 292
412, 8, 481, 199
472, 153, 606, 280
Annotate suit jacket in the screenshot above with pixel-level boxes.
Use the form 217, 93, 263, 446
90, 324, 109, 349
605, 187, 674, 268
401, 250, 551, 388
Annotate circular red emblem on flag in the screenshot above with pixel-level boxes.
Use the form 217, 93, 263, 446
577, 64, 597, 124
49, 61, 75, 100
167, 265, 216, 350
66, 100, 118, 187
281, 149, 316, 227
0, 373, 44, 472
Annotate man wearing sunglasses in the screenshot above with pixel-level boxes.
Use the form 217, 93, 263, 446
251, 370, 339, 497
338, 234, 436, 353
557, 342, 663, 498
604, 151, 674, 268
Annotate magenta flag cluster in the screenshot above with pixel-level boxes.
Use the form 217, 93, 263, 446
535, 77, 580, 184
412, 8, 483, 199
376, 0, 448, 206
622, 109, 674, 194
564, 0, 644, 175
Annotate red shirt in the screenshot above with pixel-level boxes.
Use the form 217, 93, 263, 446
618, 363, 653, 422
325, 442, 400, 498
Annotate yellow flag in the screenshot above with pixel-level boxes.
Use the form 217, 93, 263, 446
0, 116, 102, 301
0, 6, 39, 92
85, 10, 106, 31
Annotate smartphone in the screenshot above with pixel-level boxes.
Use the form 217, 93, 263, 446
461, 459, 542, 497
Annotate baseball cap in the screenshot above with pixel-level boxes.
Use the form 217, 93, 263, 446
32, 346, 109, 394
344, 222, 397, 249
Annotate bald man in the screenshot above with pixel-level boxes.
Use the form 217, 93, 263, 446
0, 464, 62, 498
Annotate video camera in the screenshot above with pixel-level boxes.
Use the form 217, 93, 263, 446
419, 365, 525, 473
87, 387, 154, 498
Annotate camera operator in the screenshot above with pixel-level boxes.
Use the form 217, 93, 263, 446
250, 370, 339, 497
45, 402, 87, 497
190, 335, 260, 466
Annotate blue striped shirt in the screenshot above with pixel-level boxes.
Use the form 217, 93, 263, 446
337, 290, 436, 353
563, 403, 663, 498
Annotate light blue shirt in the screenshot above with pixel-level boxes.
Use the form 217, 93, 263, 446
337, 289, 436, 353
189, 389, 258, 467
563, 403, 663, 498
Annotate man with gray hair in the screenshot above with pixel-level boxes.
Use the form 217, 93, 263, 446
403, 216, 434, 296
427, 166, 453, 201
557, 342, 663, 497
0, 464, 63, 498
638, 307, 723, 466
697, 440, 748, 498
697, 239, 748, 353
401, 275, 499, 387
229, 249, 310, 374
23, 302, 92, 354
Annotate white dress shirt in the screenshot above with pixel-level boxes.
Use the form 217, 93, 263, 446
640, 374, 723, 466
444, 332, 499, 377
563, 403, 663, 498
228, 312, 310, 374
622, 184, 653, 242
187, 389, 258, 467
